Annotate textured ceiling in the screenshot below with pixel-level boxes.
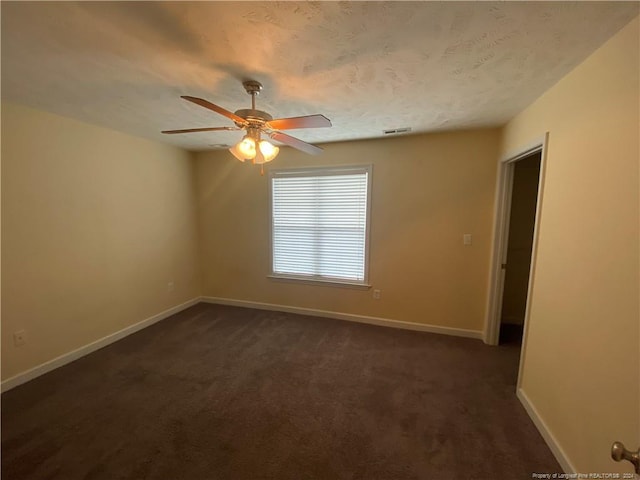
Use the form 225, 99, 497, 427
1, 1, 638, 151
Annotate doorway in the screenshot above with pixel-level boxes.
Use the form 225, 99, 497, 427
498, 153, 541, 345
484, 134, 547, 370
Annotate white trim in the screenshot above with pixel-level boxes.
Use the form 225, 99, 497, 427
267, 274, 371, 290
1, 297, 200, 392
2, 295, 484, 392
483, 157, 514, 345
517, 388, 575, 474
516, 135, 549, 389
269, 164, 371, 178
201, 296, 483, 339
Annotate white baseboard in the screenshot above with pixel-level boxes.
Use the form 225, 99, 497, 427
517, 387, 575, 473
2, 296, 482, 393
201, 296, 483, 339
1, 297, 200, 393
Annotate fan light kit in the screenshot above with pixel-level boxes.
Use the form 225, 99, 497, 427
162, 80, 332, 168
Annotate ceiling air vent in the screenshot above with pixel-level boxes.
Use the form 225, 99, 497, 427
383, 127, 412, 135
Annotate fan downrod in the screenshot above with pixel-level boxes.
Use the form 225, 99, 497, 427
236, 80, 270, 126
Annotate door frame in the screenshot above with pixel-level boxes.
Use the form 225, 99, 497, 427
484, 133, 548, 385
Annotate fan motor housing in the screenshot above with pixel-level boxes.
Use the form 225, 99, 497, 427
234, 108, 273, 128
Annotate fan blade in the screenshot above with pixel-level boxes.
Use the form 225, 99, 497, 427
266, 114, 331, 130
270, 131, 323, 155
162, 126, 239, 134
181, 96, 247, 125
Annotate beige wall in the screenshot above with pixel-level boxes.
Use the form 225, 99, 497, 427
1, 103, 200, 380
502, 16, 639, 474
195, 129, 500, 332
4, 15, 637, 473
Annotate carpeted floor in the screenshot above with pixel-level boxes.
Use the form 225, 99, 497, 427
2, 303, 560, 479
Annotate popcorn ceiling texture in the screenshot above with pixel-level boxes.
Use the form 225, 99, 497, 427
1, 1, 637, 151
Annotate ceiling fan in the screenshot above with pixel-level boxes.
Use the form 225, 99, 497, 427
162, 80, 332, 165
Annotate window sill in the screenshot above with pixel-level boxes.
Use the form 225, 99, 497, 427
267, 274, 371, 290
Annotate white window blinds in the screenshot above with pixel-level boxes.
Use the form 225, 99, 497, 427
271, 166, 371, 284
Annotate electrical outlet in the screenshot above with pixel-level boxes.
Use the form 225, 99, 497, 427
167, 281, 175, 293
373, 289, 381, 300
13, 330, 27, 347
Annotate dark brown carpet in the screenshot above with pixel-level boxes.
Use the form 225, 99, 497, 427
2, 303, 560, 479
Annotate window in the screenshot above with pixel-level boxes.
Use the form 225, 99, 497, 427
270, 165, 372, 286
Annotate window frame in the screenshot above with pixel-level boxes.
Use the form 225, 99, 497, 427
268, 164, 373, 289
